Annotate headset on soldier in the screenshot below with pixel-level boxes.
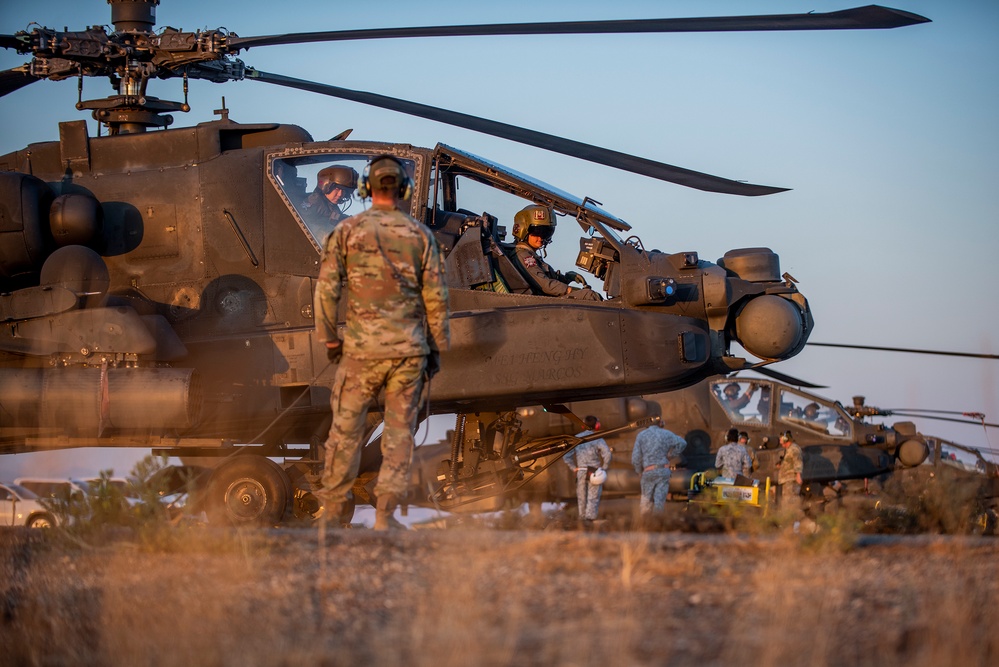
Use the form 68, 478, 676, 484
357, 155, 413, 200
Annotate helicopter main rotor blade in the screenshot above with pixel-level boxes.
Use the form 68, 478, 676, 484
244, 68, 786, 196
0, 67, 40, 97
808, 342, 999, 360
0, 34, 25, 51
228, 6, 929, 50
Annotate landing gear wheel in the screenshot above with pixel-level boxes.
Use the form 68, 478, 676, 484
208, 456, 290, 526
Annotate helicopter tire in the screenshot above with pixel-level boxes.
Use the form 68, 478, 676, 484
207, 455, 290, 526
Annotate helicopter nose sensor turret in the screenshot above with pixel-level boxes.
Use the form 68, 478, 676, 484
734, 294, 806, 361
715, 247, 811, 363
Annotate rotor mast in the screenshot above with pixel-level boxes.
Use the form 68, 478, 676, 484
108, 0, 159, 33
81, 0, 190, 135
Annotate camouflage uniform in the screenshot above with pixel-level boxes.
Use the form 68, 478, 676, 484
631, 425, 687, 514
564, 432, 612, 521
777, 441, 804, 510
715, 442, 752, 479
315, 204, 449, 506
740, 440, 759, 473
513, 242, 601, 301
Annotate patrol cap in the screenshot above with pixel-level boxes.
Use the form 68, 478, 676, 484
368, 155, 405, 190
726, 428, 739, 442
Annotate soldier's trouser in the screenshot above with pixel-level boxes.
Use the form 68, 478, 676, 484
321, 355, 426, 504
575, 470, 604, 521
639, 469, 672, 514
778, 481, 802, 515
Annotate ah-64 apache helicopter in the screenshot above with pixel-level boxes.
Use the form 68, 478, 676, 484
0, 1, 928, 524
404, 376, 929, 512
404, 372, 998, 520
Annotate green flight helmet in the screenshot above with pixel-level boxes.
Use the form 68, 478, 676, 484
512, 205, 556, 243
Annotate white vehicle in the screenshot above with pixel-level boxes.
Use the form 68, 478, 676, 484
14, 477, 92, 502
0, 482, 57, 527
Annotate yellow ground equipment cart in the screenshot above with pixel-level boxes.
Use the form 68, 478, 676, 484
688, 473, 772, 515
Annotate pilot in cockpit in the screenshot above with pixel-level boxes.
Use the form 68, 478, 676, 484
510, 205, 601, 301
301, 165, 358, 235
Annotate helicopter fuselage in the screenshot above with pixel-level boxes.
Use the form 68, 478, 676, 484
0, 119, 812, 469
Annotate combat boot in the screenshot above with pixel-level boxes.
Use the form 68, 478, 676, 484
373, 494, 407, 531
315, 493, 348, 528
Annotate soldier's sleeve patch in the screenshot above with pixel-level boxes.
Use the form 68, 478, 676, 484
523, 255, 537, 268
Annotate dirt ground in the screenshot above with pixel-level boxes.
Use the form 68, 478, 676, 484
1, 519, 997, 667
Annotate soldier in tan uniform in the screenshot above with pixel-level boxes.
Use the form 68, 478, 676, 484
510, 205, 601, 301
776, 430, 804, 514
314, 155, 449, 530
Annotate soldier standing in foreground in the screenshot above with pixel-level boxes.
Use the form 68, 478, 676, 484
776, 430, 804, 514
631, 423, 687, 515
564, 415, 612, 525
715, 428, 752, 479
314, 155, 449, 531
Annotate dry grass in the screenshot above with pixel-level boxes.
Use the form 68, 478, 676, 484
2, 524, 996, 667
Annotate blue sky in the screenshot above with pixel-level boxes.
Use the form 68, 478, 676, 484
1, 0, 996, 477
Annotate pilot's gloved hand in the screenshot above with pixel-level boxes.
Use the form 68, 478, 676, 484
563, 271, 588, 286
425, 349, 441, 379
326, 340, 343, 363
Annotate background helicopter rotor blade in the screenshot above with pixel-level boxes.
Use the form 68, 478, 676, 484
746, 365, 827, 389
886, 411, 999, 429
243, 68, 786, 196
0, 67, 40, 97
228, 6, 929, 50
808, 342, 999, 360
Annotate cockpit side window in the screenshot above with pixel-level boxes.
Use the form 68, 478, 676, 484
711, 380, 770, 425
776, 388, 851, 438
270, 154, 417, 250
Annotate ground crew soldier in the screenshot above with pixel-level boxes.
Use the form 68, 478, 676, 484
314, 155, 449, 531
776, 430, 804, 514
510, 204, 601, 300
564, 415, 612, 525
738, 431, 759, 473
715, 428, 752, 479
631, 423, 686, 515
